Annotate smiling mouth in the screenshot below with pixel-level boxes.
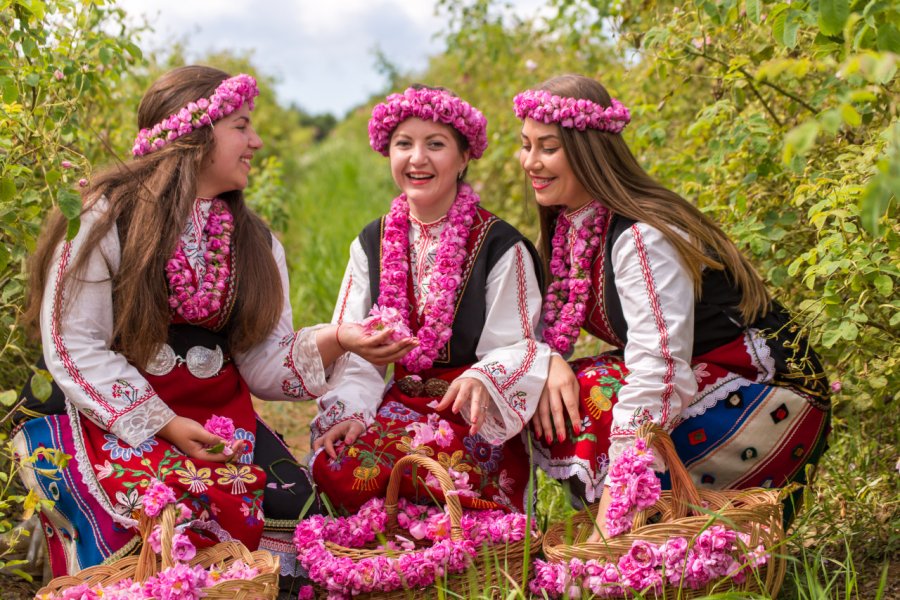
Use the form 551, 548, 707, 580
407, 172, 434, 184
531, 176, 554, 190
240, 156, 252, 167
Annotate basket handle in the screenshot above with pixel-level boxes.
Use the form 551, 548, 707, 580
383, 454, 464, 542
133, 503, 177, 582
636, 422, 703, 520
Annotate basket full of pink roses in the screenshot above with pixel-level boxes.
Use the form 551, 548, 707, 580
535, 423, 786, 599
294, 454, 540, 599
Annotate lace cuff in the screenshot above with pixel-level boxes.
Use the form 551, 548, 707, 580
457, 370, 508, 443
110, 395, 177, 448
290, 325, 330, 397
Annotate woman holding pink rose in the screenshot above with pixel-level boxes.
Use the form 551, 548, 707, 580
309, 85, 551, 513
12, 65, 410, 582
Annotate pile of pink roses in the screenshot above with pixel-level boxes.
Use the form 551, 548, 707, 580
530, 526, 769, 598
37, 479, 262, 600
293, 496, 538, 598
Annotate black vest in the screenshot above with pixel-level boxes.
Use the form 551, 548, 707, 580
359, 209, 541, 368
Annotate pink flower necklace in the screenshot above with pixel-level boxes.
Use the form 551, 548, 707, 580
375, 183, 479, 372
542, 201, 607, 354
165, 198, 233, 323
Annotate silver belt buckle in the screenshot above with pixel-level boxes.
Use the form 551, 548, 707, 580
145, 344, 224, 379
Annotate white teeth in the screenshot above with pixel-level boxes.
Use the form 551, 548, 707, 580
408, 174, 432, 180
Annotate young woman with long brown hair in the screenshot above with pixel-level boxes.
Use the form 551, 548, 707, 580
514, 74, 831, 540
13, 65, 410, 577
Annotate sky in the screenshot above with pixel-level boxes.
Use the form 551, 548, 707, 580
117, 0, 548, 117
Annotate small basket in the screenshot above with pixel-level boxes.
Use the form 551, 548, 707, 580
542, 423, 786, 598
319, 454, 540, 599
36, 502, 280, 599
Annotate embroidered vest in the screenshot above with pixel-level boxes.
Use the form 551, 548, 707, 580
360, 207, 541, 368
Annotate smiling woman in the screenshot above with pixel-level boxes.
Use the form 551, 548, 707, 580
308, 85, 552, 515
11, 65, 412, 587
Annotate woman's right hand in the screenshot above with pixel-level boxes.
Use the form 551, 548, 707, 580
338, 323, 418, 366
311, 419, 366, 460
532, 354, 581, 445
157, 416, 243, 462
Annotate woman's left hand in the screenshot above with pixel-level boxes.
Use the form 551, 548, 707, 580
339, 323, 418, 366
434, 377, 492, 436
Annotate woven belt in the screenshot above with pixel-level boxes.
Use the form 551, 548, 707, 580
145, 344, 226, 379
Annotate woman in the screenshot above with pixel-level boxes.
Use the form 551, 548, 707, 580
514, 75, 831, 538
309, 85, 551, 513
13, 65, 410, 576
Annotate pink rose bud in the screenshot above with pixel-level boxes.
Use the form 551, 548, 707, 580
53, 69, 64, 81
830, 380, 842, 393
78, 178, 88, 187
61, 160, 72, 169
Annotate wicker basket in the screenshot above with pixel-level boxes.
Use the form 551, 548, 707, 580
542, 423, 786, 598
316, 454, 540, 599
36, 502, 280, 599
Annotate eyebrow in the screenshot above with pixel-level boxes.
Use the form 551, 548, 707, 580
521, 132, 560, 142
234, 116, 250, 124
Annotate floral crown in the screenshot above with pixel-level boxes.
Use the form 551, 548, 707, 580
513, 89, 631, 133
132, 73, 260, 157
368, 87, 488, 159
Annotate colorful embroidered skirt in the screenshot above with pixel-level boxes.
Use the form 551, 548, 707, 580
311, 365, 533, 514
532, 344, 830, 506
13, 363, 268, 577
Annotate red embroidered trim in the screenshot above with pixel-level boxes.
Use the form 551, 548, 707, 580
337, 273, 352, 324
631, 224, 675, 425
283, 333, 313, 399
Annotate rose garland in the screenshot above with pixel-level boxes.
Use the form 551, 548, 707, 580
513, 89, 631, 133
605, 437, 662, 537
374, 183, 480, 372
165, 199, 233, 323
542, 202, 607, 354
293, 496, 537, 598
132, 73, 259, 157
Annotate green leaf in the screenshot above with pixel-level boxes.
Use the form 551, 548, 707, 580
56, 188, 82, 219
840, 103, 862, 127
99, 46, 112, 65
818, 0, 849, 36
783, 121, 820, 163
876, 23, 900, 52
0, 390, 17, 407
859, 175, 894, 236
821, 328, 841, 348
838, 320, 859, 341
29, 369, 52, 402
45, 168, 60, 186
873, 274, 894, 296
207, 442, 226, 454
0, 76, 16, 103
0, 177, 14, 202
746, 0, 761, 24
65, 216, 80, 241
24, 72, 40, 87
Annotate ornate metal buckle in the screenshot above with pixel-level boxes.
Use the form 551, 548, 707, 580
396, 375, 449, 398
144, 344, 224, 379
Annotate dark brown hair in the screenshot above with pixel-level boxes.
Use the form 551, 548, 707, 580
25, 65, 282, 368
530, 74, 770, 323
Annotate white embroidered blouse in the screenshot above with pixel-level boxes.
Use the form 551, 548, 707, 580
41, 197, 329, 449
311, 214, 552, 444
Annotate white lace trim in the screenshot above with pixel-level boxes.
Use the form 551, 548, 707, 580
260, 531, 304, 577
66, 403, 138, 528
111, 395, 177, 449
290, 325, 330, 397
745, 328, 776, 382
531, 439, 607, 504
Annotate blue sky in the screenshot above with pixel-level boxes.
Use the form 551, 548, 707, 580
118, 0, 547, 117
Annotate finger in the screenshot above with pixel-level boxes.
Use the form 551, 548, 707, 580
533, 388, 548, 440
451, 385, 470, 415
344, 426, 360, 446
434, 383, 459, 412
324, 435, 337, 460
312, 436, 323, 452
550, 388, 568, 443
365, 328, 394, 345
538, 390, 553, 445
563, 381, 582, 435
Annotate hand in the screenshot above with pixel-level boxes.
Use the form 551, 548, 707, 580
434, 377, 491, 436
585, 485, 613, 543
338, 323, 418, 366
532, 354, 581, 444
311, 420, 365, 460
157, 416, 244, 463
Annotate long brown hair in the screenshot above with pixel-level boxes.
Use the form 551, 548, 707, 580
24, 65, 283, 368
530, 74, 770, 323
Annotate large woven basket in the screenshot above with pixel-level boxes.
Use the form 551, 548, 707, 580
318, 454, 540, 599
36, 502, 280, 599
542, 423, 786, 598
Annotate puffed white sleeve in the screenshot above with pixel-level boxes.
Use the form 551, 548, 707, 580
41, 200, 176, 448
459, 241, 552, 443
309, 238, 387, 441
232, 236, 332, 400
608, 223, 697, 458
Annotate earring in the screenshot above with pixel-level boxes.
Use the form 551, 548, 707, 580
457, 170, 464, 181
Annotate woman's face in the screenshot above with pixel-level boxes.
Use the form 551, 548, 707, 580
197, 104, 263, 198
519, 117, 593, 211
389, 118, 470, 222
